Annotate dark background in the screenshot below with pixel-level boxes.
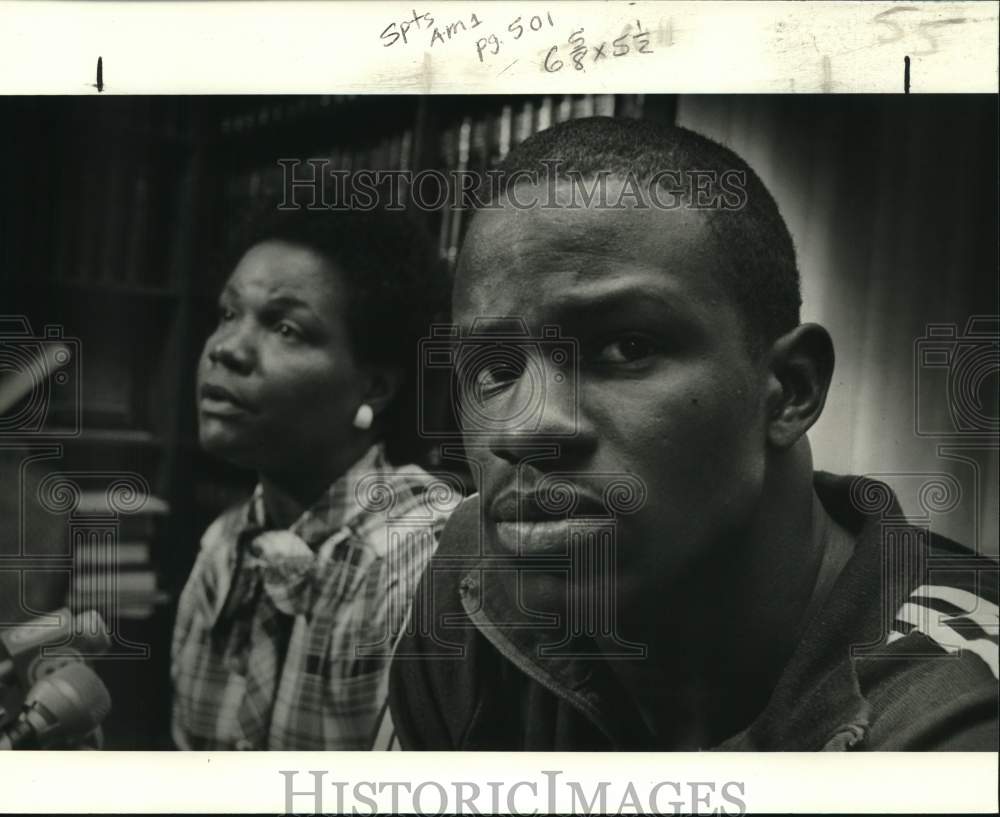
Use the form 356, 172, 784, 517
0, 94, 996, 748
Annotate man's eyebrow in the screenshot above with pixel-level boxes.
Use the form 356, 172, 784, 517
551, 283, 685, 320
457, 285, 690, 336
459, 316, 535, 335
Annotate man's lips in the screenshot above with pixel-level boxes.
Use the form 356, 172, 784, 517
494, 520, 581, 553
199, 383, 254, 415
487, 486, 616, 553
489, 489, 610, 523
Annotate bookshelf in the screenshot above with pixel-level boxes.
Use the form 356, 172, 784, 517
0, 94, 673, 747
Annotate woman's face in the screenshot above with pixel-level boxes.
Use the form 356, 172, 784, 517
197, 240, 366, 476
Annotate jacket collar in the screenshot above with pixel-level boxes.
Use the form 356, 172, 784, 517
458, 473, 909, 750
458, 541, 656, 747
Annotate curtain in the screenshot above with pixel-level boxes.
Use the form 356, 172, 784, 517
676, 95, 998, 556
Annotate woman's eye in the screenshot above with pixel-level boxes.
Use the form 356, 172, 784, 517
596, 335, 657, 364
275, 321, 303, 340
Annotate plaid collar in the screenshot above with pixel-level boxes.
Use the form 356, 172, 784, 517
203, 442, 394, 630
244, 442, 390, 554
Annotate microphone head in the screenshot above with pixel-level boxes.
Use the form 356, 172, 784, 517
25, 662, 111, 741
71, 610, 112, 654
22, 610, 112, 686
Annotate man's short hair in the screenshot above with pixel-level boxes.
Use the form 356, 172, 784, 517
488, 116, 802, 350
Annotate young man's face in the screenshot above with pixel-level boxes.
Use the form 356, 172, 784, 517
453, 180, 773, 610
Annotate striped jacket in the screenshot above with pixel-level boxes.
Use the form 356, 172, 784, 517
383, 473, 998, 750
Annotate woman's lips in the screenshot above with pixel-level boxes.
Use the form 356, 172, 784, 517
199, 383, 253, 416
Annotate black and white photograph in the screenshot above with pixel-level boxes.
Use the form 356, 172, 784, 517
0, 1, 998, 813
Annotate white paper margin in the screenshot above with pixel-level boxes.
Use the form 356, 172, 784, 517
0, 1, 997, 814
0, 1, 997, 94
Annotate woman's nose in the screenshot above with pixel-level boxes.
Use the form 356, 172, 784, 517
206, 324, 256, 374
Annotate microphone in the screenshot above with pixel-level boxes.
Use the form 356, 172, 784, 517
0, 662, 111, 749
0, 609, 110, 691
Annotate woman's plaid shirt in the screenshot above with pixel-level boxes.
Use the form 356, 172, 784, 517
171, 444, 460, 750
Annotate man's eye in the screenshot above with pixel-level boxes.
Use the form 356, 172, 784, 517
217, 306, 236, 323
460, 349, 527, 400
596, 335, 657, 364
475, 362, 520, 392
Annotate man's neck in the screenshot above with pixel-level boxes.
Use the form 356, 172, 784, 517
605, 440, 829, 748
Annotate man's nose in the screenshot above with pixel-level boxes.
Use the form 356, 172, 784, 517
480, 363, 595, 466
205, 322, 256, 375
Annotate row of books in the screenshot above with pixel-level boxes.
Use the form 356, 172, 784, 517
56, 154, 160, 289
35, 100, 195, 291
433, 95, 624, 268
28, 94, 645, 291
215, 94, 636, 272
218, 125, 417, 263
218, 95, 352, 136
68, 491, 171, 621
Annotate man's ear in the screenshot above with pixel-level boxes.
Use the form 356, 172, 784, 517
764, 323, 835, 449
363, 366, 404, 418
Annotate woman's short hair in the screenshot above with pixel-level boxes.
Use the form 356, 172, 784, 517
229, 206, 450, 466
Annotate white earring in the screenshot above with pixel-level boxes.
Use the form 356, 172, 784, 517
353, 404, 374, 431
